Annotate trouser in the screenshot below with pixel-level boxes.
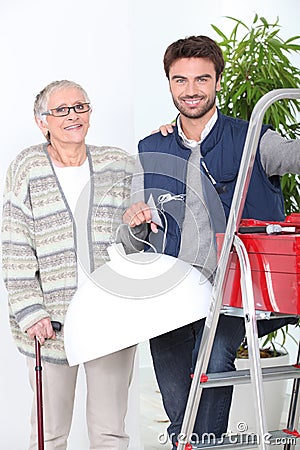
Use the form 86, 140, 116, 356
150, 315, 297, 449
27, 345, 136, 450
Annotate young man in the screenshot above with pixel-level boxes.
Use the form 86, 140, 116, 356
123, 36, 300, 448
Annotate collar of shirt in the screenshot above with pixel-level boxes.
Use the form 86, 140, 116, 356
177, 109, 218, 149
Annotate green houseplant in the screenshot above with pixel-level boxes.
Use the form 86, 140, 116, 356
213, 14, 300, 213
212, 14, 300, 354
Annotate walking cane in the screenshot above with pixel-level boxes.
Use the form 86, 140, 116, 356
35, 321, 62, 450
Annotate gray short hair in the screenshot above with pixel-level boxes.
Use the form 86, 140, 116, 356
34, 80, 90, 122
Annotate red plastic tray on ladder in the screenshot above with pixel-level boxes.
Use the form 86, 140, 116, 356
216, 213, 300, 315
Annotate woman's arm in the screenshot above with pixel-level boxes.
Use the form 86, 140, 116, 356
1, 162, 50, 333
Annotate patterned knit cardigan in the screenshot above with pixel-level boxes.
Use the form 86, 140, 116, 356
2, 143, 134, 364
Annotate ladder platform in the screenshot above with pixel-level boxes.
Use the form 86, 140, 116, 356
196, 364, 300, 388
187, 429, 300, 450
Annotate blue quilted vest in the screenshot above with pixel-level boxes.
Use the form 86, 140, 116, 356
138, 112, 285, 257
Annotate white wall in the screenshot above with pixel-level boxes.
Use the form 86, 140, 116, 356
0, 0, 299, 448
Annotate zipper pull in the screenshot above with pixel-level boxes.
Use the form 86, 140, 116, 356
201, 160, 217, 185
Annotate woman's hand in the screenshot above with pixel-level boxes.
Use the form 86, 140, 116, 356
152, 123, 175, 136
123, 201, 158, 233
27, 317, 56, 345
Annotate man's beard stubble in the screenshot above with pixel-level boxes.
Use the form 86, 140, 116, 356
172, 93, 216, 120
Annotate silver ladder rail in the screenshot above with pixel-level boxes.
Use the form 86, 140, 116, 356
233, 235, 268, 450
177, 88, 300, 450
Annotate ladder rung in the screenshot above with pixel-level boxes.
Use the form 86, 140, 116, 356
189, 429, 300, 449
198, 365, 300, 388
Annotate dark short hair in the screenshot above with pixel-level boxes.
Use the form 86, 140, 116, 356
163, 35, 225, 80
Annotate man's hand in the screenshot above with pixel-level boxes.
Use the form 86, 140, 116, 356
27, 318, 56, 345
123, 201, 158, 233
151, 123, 175, 136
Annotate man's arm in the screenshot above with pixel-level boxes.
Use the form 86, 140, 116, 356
260, 129, 300, 176
117, 155, 158, 253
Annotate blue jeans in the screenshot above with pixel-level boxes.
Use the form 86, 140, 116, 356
150, 315, 296, 449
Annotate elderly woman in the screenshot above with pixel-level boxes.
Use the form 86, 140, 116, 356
2, 80, 137, 449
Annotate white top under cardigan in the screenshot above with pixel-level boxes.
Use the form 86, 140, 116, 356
53, 159, 90, 288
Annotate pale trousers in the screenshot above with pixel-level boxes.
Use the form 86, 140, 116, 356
27, 345, 137, 450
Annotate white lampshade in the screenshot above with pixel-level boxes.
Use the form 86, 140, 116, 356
64, 244, 212, 366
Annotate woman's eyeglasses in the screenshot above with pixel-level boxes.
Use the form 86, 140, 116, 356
42, 103, 91, 117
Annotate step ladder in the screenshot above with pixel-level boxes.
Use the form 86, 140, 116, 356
177, 88, 300, 450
